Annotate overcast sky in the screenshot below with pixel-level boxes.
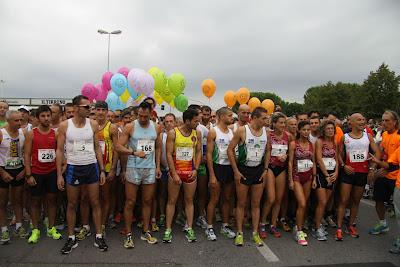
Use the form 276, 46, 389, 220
0, 0, 399, 109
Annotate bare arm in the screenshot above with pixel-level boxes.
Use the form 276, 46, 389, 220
288, 141, 295, 181
166, 129, 177, 177
315, 139, 329, 177
194, 130, 202, 170
206, 128, 217, 180
155, 124, 162, 178
24, 131, 33, 176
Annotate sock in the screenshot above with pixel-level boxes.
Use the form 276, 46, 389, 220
380, 219, 387, 226
207, 224, 213, 229
1, 226, 7, 232
222, 223, 228, 228
96, 233, 102, 239
83, 225, 90, 231
69, 235, 75, 241
15, 223, 22, 230
151, 218, 156, 223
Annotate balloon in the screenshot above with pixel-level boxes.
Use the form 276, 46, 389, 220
224, 90, 236, 107
101, 71, 113, 91
169, 100, 175, 109
201, 79, 216, 98
95, 84, 108, 101
142, 73, 155, 96
127, 69, 154, 96
262, 99, 275, 115
160, 86, 174, 103
81, 83, 96, 101
148, 67, 167, 94
248, 97, 261, 112
168, 73, 186, 97
174, 94, 188, 112
110, 73, 128, 96
127, 82, 140, 101
120, 89, 130, 103
117, 67, 129, 78
106, 91, 126, 111
154, 91, 164, 105
236, 87, 250, 104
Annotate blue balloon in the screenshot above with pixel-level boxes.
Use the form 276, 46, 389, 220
110, 73, 127, 96
106, 91, 126, 111
127, 82, 140, 100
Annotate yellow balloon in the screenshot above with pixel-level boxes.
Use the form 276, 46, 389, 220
120, 89, 130, 103
136, 94, 144, 102
154, 91, 164, 105
224, 90, 236, 107
248, 97, 261, 112
201, 79, 217, 98
169, 100, 175, 108
236, 87, 250, 104
262, 99, 275, 115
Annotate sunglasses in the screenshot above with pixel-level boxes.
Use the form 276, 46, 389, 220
78, 105, 91, 110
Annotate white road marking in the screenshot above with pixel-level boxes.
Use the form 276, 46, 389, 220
361, 199, 375, 207
256, 241, 280, 262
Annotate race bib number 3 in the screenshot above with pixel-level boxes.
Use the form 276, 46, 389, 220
5, 157, 23, 169
38, 149, 56, 163
138, 139, 155, 155
322, 158, 336, 171
271, 144, 288, 157
297, 159, 313, 172
349, 150, 367, 163
176, 147, 193, 161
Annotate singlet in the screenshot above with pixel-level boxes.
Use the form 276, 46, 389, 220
344, 132, 370, 173
380, 130, 400, 180
65, 118, 97, 166
319, 138, 336, 171
161, 131, 168, 170
293, 140, 313, 180
0, 128, 25, 169
212, 126, 233, 165
237, 125, 267, 167
173, 127, 197, 180
309, 133, 318, 145
269, 130, 289, 167
31, 128, 57, 174
197, 124, 209, 157
97, 121, 113, 172
127, 120, 157, 169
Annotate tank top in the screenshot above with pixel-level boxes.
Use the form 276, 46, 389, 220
293, 140, 313, 180
161, 131, 168, 170
197, 124, 209, 157
65, 118, 96, 166
309, 133, 318, 145
344, 132, 370, 173
173, 127, 197, 180
237, 125, 267, 167
319, 139, 336, 171
0, 128, 25, 169
97, 121, 113, 172
269, 130, 289, 167
127, 120, 157, 169
31, 128, 57, 174
212, 126, 233, 165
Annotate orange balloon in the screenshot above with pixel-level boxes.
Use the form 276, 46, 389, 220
248, 97, 261, 112
201, 79, 216, 98
236, 87, 250, 104
262, 99, 275, 115
224, 90, 236, 107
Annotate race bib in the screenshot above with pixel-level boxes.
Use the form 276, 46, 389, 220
322, 158, 336, 171
271, 144, 288, 157
5, 157, 23, 169
219, 143, 229, 159
38, 149, 56, 163
297, 159, 313, 172
137, 139, 155, 155
99, 141, 106, 154
176, 147, 193, 161
73, 140, 94, 154
247, 146, 263, 163
349, 150, 367, 163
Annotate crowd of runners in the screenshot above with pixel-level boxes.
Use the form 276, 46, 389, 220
0, 96, 399, 255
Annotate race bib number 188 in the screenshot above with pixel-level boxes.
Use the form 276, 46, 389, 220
349, 150, 367, 163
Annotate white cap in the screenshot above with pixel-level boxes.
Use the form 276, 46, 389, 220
18, 105, 30, 112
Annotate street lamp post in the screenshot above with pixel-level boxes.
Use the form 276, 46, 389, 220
0, 80, 5, 98
97, 29, 122, 71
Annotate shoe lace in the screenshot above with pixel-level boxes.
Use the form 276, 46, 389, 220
299, 231, 306, 240
97, 237, 107, 247
64, 238, 75, 248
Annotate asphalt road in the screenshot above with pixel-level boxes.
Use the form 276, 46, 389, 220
0, 199, 399, 267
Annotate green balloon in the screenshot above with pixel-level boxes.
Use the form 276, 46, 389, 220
168, 73, 186, 97
174, 94, 188, 112
148, 67, 167, 94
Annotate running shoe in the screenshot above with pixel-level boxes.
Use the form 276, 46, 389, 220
326, 215, 337, 228
205, 228, 217, 241
162, 229, 172, 243
234, 232, 244, 246
185, 228, 197, 242
389, 238, 400, 253
252, 232, 264, 247
259, 223, 268, 239
175, 213, 186, 226
151, 222, 159, 232
158, 215, 166, 227
196, 216, 208, 229
279, 219, 291, 232
220, 225, 236, 239
369, 223, 389, 235
295, 231, 308, 246
108, 217, 117, 229
94, 236, 108, 251
60, 238, 78, 254
312, 226, 327, 241
321, 217, 328, 227
14, 226, 28, 238
141, 231, 158, 244
1, 230, 10, 244
215, 208, 222, 223
303, 219, 310, 231
347, 225, 359, 238
335, 229, 343, 241
137, 221, 143, 229
101, 225, 106, 238
76, 227, 91, 241
124, 234, 134, 249
269, 225, 281, 238
47, 227, 62, 240
28, 229, 40, 244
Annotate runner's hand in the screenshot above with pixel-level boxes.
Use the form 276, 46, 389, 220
2, 172, 14, 183
312, 179, 317, 189
278, 154, 287, 163
189, 170, 198, 181
376, 168, 387, 178
16, 169, 25, 181
329, 172, 338, 183
134, 151, 146, 158
156, 168, 162, 179
208, 175, 218, 189
172, 173, 181, 185
27, 176, 37, 186
343, 165, 355, 175
234, 171, 245, 181
288, 178, 294, 190
260, 169, 268, 181
368, 153, 380, 164
108, 169, 115, 182
120, 171, 126, 183
100, 171, 106, 186
57, 175, 65, 191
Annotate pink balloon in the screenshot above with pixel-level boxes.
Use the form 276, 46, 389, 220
81, 83, 95, 98
95, 84, 107, 101
117, 67, 129, 78
101, 71, 113, 91
127, 68, 146, 93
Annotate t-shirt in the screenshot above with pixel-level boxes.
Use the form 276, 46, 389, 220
335, 126, 344, 145
387, 146, 400, 189
381, 131, 400, 180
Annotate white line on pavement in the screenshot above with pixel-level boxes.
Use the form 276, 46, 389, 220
256, 241, 280, 262
361, 199, 375, 207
